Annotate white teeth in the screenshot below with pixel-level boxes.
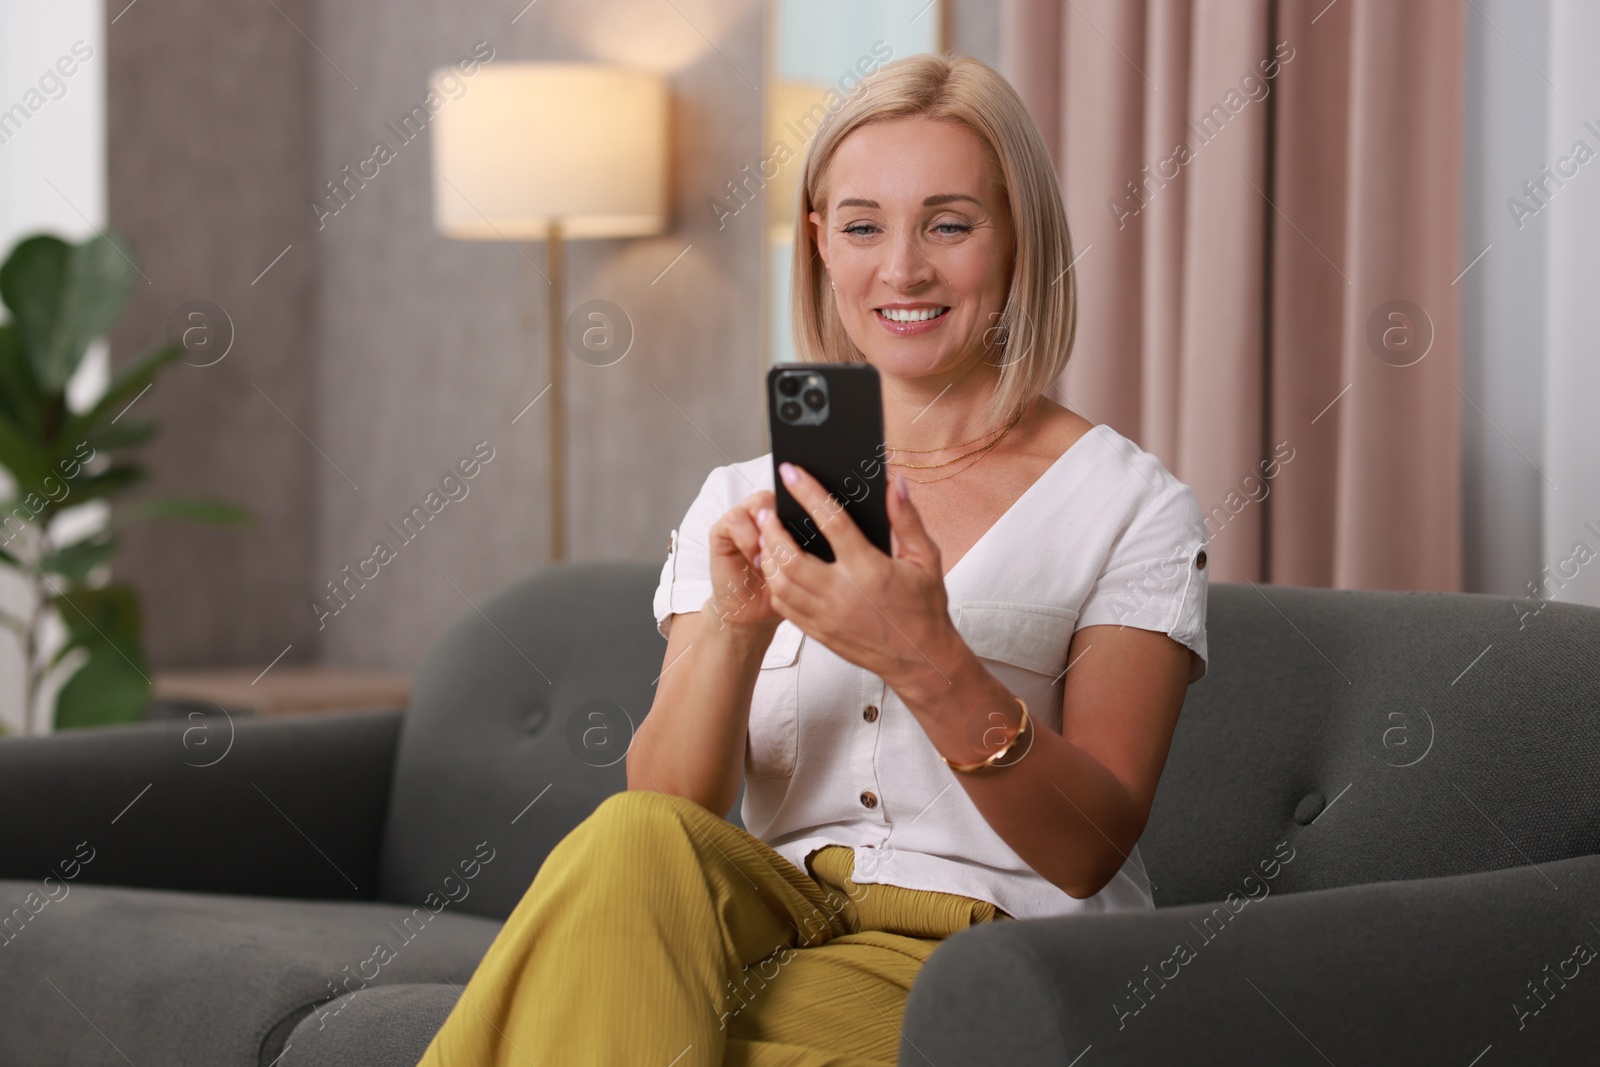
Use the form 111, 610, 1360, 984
878, 306, 949, 323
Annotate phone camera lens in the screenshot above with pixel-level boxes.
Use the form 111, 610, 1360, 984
802, 388, 825, 411
777, 374, 801, 397
779, 399, 803, 422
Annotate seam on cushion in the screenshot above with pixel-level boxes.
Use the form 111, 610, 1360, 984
258, 998, 329, 1066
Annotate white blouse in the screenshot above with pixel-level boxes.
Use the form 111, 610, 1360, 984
651, 422, 1209, 920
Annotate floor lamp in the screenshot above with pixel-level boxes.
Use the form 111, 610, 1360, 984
430, 63, 668, 561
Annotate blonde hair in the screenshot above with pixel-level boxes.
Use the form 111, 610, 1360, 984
789, 51, 1079, 432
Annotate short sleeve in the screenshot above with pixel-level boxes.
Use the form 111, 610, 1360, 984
651, 467, 731, 640
1075, 480, 1210, 684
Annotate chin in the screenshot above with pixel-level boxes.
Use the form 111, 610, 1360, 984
859, 346, 961, 379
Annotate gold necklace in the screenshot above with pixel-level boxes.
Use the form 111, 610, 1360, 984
897, 440, 1007, 484
894, 408, 1025, 483
883, 413, 1015, 454
885, 405, 1026, 471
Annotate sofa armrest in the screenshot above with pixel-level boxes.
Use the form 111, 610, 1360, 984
903, 853, 1600, 1066
0, 708, 402, 901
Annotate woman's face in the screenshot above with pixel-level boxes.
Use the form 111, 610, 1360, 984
809, 115, 1015, 383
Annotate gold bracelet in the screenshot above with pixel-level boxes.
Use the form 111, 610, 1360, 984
940, 696, 1032, 774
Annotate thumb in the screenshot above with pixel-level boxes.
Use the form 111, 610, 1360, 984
887, 472, 941, 572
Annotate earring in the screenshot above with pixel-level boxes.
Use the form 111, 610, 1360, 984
829, 278, 836, 291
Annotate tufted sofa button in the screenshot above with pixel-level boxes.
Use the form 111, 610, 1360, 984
1294, 792, 1326, 825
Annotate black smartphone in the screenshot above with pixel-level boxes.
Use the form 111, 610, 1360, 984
766, 362, 892, 563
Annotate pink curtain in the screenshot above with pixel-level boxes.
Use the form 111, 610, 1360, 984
1002, 0, 1466, 590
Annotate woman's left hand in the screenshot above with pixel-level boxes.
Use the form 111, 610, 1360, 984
756, 461, 956, 686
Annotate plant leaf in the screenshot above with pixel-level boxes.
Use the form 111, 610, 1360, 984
81, 418, 157, 455
0, 232, 139, 393
66, 464, 147, 506
47, 583, 149, 704
112, 495, 254, 526
0, 409, 54, 490
41, 531, 119, 584
0, 235, 69, 372
50, 582, 144, 659
53, 649, 150, 728
58, 342, 182, 447
0, 322, 46, 435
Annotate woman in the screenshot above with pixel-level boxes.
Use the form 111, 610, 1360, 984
418, 51, 1207, 1066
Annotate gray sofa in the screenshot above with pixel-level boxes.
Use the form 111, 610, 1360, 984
2, 562, 1596, 1065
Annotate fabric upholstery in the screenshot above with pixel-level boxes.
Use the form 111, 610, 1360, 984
375, 561, 744, 923
904, 853, 1600, 1064
0, 880, 499, 1067
284, 984, 465, 1067
1142, 585, 1600, 906
0, 709, 402, 899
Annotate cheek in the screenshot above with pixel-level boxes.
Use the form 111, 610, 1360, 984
943, 240, 1009, 303
832, 242, 876, 280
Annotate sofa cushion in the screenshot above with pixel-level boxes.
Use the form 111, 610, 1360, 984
0, 879, 499, 1067
377, 562, 745, 923
1145, 585, 1600, 906
279, 984, 462, 1067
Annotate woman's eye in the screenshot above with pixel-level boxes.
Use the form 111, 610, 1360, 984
934, 222, 971, 236
843, 223, 879, 236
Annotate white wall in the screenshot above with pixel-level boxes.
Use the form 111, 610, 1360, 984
1541, 0, 1600, 609
1460, 0, 1600, 609
0, 0, 106, 733
1458, 0, 1549, 599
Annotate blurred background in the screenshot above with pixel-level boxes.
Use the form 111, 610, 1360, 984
0, 0, 1595, 733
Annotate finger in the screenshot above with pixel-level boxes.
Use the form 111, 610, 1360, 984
733, 491, 778, 561
710, 506, 762, 569
776, 461, 873, 561
755, 509, 829, 622
754, 498, 825, 587
885, 471, 943, 573
737, 489, 778, 518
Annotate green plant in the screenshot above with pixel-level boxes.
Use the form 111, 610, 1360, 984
0, 230, 251, 734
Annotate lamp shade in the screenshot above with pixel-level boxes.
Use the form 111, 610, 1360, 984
430, 63, 668, 240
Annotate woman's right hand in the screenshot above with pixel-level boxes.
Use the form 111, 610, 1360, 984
706, 489, 784, 636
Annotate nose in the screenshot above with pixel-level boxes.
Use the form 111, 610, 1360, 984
881, 223, 936, 291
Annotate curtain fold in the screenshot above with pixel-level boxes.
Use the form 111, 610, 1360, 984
1002, 0, 1465, 590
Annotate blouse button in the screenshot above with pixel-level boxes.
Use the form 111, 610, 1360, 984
862, 704, 879, 723
859, 790, 878, 809
1195, 548, 1207, 570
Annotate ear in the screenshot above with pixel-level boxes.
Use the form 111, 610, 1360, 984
808, 209, 829, 272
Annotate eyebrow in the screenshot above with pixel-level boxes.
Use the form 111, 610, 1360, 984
835, 194, 983, 209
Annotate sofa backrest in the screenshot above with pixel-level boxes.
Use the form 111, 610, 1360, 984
379, 561, 1600, 919
376, 562, 698, 920
1144, 583, 1600, 907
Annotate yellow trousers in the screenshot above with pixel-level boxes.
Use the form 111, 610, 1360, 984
414, 787, 1010, 1066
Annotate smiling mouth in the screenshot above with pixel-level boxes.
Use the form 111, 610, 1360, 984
876, 306, 950, 323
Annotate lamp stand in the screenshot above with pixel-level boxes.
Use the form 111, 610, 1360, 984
546, 219, 566, 562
